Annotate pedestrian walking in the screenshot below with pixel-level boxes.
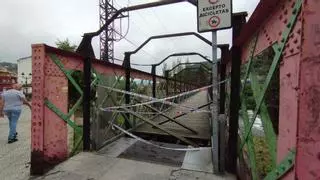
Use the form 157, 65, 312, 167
0, 84, 31, 144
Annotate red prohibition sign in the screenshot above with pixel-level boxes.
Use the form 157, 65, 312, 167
208, 16, 220, 28
209, 0, 219, 4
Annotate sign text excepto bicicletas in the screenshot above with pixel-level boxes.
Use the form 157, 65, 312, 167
199, 4, 230, 17
197, 0, 232, 32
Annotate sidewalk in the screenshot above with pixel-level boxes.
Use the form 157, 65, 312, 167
0, 106, 31, 180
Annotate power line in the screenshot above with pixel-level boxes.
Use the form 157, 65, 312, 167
122, 37, 158, 60
114, 57, 154, 66
113, 29, 157, 61
149, 8, 181, 62
113, 0, 173, 64
110, 0, 158, 62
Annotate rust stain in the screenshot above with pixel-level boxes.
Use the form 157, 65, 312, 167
311, 24, 320, 46
305, 87, 320, 137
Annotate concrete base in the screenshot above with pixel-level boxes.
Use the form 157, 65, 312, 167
34, 138, 236, 180
182, 147, 213, 173
34, 152, 236, 180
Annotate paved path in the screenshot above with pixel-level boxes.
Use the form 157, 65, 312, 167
134, 91, 211, 140
0, 106, 31, 180
35, 139, 236, 180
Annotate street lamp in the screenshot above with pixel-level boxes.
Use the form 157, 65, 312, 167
20, 72, 32, 94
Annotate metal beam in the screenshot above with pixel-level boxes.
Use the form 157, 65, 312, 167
168, 62, 211, 74
44, 45, 197, 86
83, 57, 91, 151
227, 12, 247, 174
155, 52, 213, 66
173, 65, 210, 78
128, 33, 228, 59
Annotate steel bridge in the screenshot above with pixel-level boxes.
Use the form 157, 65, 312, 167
29, 0, 320, 179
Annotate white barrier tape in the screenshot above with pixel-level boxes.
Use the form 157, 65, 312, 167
111, 123, 209, 151
99, 90, 208, 112
102, 110, 159, 115
102, 109, 211, 114
97, 84, 208, 110
98, 79, 228, 112
101, 100, 210, 113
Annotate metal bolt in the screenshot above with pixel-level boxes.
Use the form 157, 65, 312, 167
292, 8, 297, 15
279, 15, 283, 20
287, 22, 292, 28
297, 29, 301, 34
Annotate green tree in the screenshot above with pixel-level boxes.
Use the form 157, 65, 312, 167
55, 38, 77, 52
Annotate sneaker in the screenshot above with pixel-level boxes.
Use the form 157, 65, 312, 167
8, 138, 18, 144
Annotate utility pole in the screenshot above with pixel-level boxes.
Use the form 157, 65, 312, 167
99, 0, 128, 62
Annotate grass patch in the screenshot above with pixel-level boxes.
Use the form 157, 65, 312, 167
253, 136, 273, 178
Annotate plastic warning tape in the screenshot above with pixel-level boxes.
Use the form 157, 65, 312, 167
101, 109, 211, 114
111, 123, 210, 151
98, 85, 210, 112
98, 79, 228, 112
101, 110, 159, 115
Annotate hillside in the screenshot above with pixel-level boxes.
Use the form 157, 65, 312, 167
0, 62, 17, 73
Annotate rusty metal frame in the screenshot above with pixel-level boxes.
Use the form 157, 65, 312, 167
154, 52, 212, 66
229, 0, 305, 179
168, 62, 211, 74
127, 32, 228, 57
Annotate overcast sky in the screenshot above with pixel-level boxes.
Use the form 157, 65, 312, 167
0, 0, 259, 74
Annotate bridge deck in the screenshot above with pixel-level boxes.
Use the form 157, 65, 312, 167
133, 91, 211, 141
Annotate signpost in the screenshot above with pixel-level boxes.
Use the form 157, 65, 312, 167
197, 0, 232, 32
197, 0, 232, 174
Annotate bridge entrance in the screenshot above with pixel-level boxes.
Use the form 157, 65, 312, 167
30, 0, 320, 179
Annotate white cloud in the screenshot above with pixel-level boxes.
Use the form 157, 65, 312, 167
0, 0, 259, 75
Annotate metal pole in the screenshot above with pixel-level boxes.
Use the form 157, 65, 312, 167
227, 12, 247, 174
123, 53, 132, 129
165, 70, 169, 96
152, 65, 156, 98
174, 76, 177, 95
83, 57, 91, 151
211, 31, 220, 173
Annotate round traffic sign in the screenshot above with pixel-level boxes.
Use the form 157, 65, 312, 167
208, 16, 220, 28
209, 0, 219, 4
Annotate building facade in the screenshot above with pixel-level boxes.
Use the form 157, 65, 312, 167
17, 56, 32, 95
0, 68, 17, 92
